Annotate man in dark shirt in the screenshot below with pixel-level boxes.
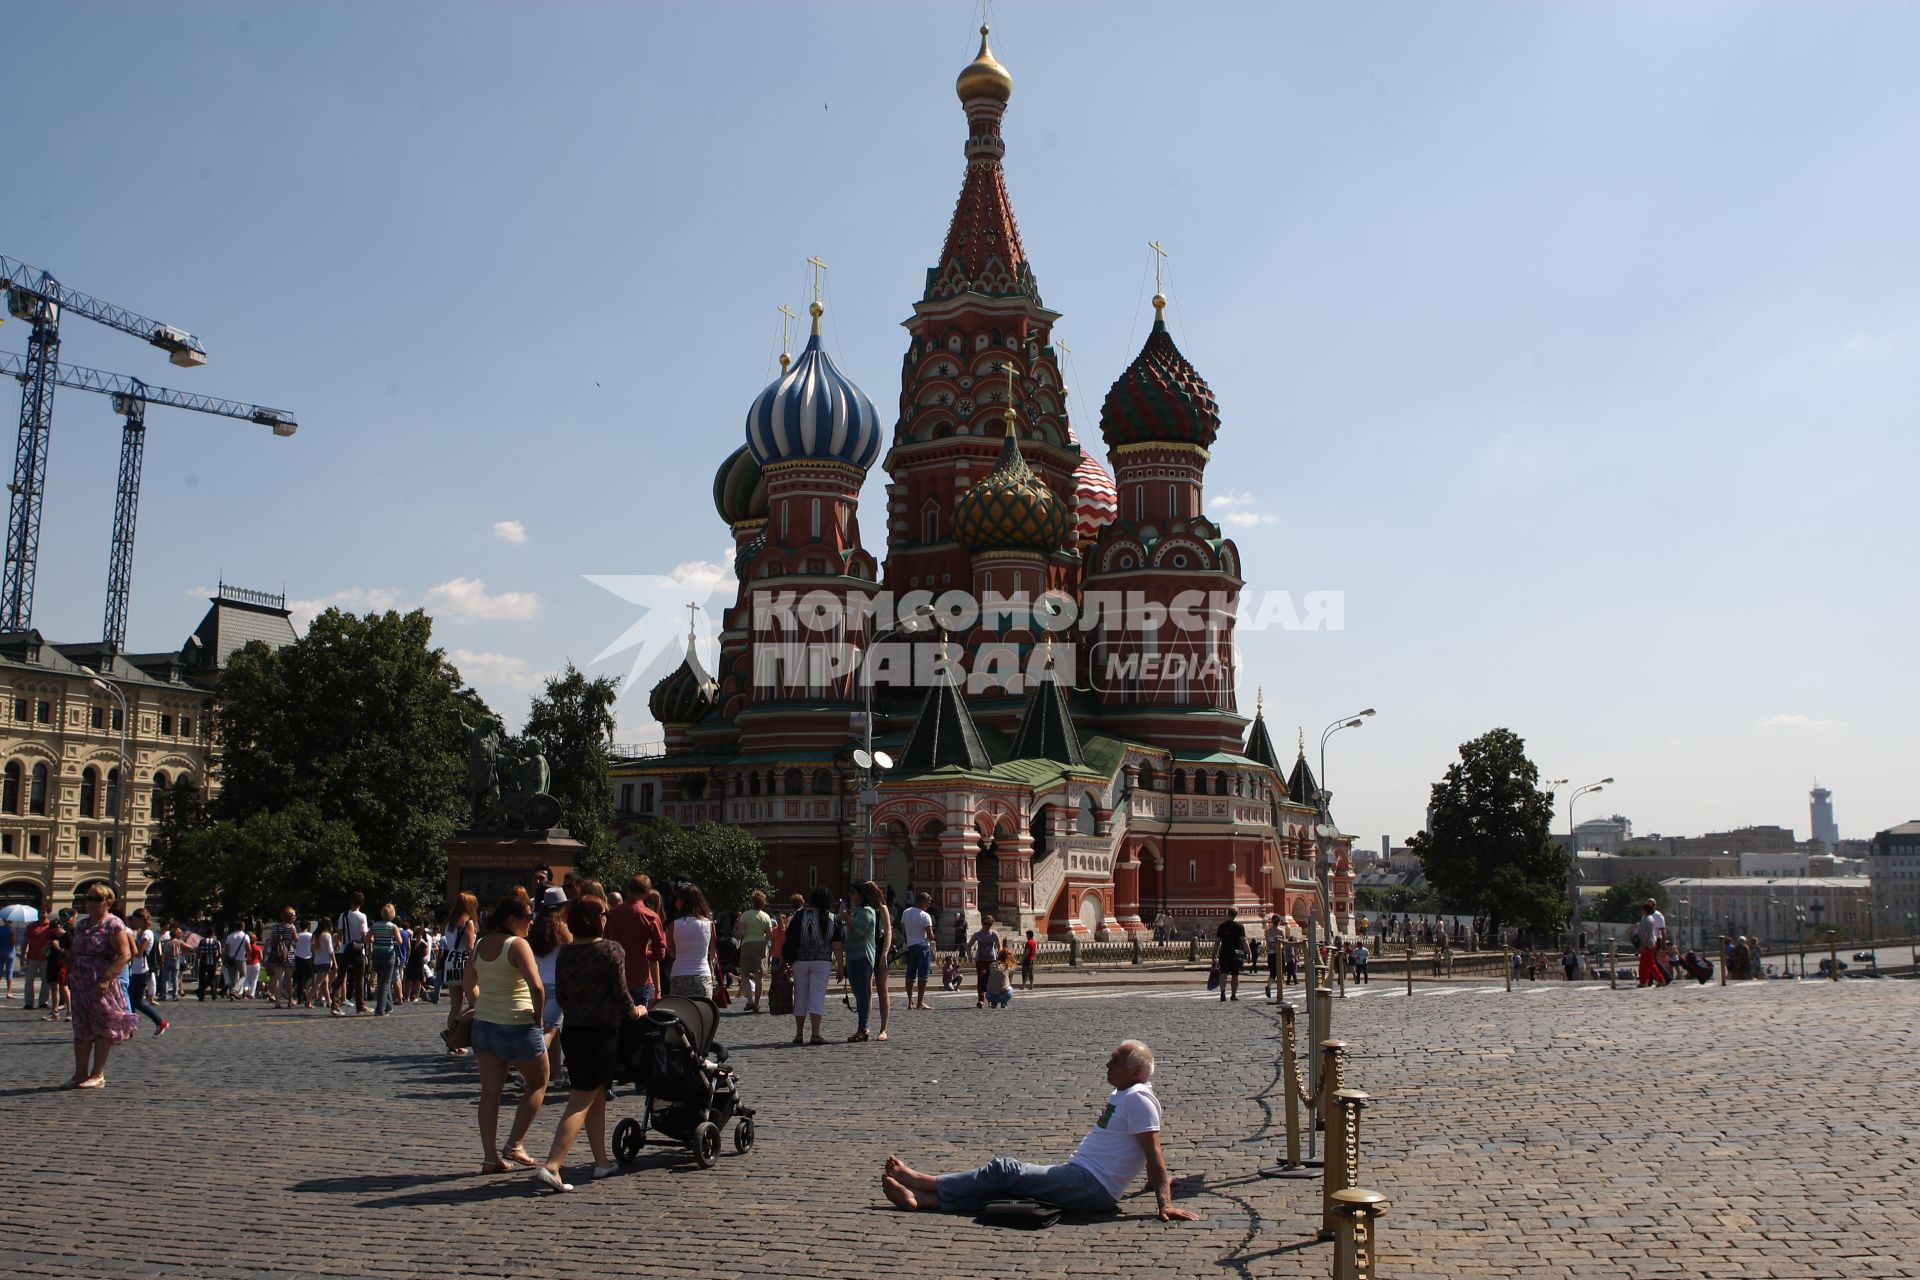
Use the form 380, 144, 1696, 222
196, 931, 222, 1000
1214, 908, 1247, 1003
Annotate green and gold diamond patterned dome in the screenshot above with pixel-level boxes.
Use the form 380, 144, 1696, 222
954, 432, 1069, 555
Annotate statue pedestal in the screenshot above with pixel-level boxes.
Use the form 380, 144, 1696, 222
443, 830, 582, 907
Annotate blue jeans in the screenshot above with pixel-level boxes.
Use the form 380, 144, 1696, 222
373, 954, 396, 1015
629, 984, 656, 1007
903, 945, 931, 984
848, 957, 873, 1032
128, 972, 164, 1028
935, 1157, 1116, 1215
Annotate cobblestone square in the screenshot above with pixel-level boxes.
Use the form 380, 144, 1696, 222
2, 975, 1915, 1279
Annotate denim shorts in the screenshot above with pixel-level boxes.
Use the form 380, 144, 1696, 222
472, 1018, 546, 1062
903, 944, 931, 983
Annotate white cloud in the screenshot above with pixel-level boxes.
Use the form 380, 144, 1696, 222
185, 584, 216, 600
423, 577, 541, 621
448, 648, 550, 693
584, 550, 739, 701
1220, 510, 1279, 527
1211, 490, 1277, 526
289, 586, 407, 629
1759, 713, 1843, 731
492, 520, 528, 544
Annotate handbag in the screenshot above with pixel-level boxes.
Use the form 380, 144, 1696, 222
443, 1009, 475, 1051
1205, 958, 1221, 991
712, 980, 731, 1009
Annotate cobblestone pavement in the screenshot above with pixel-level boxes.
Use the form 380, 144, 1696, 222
1, 976, 1915, 1280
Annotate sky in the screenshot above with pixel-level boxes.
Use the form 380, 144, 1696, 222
7, 2, 1916, 852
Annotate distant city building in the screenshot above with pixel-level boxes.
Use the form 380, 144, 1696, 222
1659, 875, 1871, 949
1639, 825, 1799, 858
1740, 849, 1868, 879
1576, 850, 1739, 886
1809, 784, 1838, 848
1571, 813, 1632, 854
0, 583, 295, 918
1868, 821, 1920, 929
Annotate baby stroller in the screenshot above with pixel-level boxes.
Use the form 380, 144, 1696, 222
610, 995, 754, 1169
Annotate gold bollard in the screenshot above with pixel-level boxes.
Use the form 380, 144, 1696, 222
1331, 1187, 1391, 1280
1319, 1087, 1371, 1240
1258, 1003, 1317, 1178
1827, 930, 1840, 982
1405, 944, 1414, 996
1609, 938, 1618, 990
1337, 949, 1346, 998
1504, 948, 1512, 992
1315, 1037, 1346, 1134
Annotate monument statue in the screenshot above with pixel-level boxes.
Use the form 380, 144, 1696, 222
460, 713, 565, 834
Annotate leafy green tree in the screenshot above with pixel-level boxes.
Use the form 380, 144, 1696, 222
1593, 876, 1671, 923
630, 819, 771, 915
1409, 728, 1568, 942
213, 608, 485, 912
144, 777, 216, 921
169, 804, 370, 923
522, 664, 619, 878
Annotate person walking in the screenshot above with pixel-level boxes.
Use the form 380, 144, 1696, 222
124, 909, 168, 1036
536, 893, 644, 1192
843, 883, 879, 1043
787, 886, 843, 1046
1213, 908, 1247, 1002
735, 892, 773, 1013
338, 893, 371, 1014
870, 886, 894, 1041
969, 915, 1002, 1009
369, 905, 400, 1016
195, 929, 221, 1001
464, 892, 549, 1174
243, 932, 264, 1000
22, 914, 56, 1009
0, 917, 14, 1004
309, 919, 336, 1011
1636, 898, 1668, 989
404, 919, 431, 1003
292, 919, 314, 1007
440, 893, 478, 1050
665, 885, 718, 999
604, 875, 667, 1008
529, 893, 571, 1080
265, 908, 298, 1008
1352, 940, 1370, 984
900, 891, 935, 1010
62, 886, 140, 1088
221, 921, 249, 1001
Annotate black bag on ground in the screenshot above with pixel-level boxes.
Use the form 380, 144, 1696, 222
980, 1199, 1062, 1228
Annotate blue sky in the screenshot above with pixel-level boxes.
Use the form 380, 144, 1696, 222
9, 2, 1916, 851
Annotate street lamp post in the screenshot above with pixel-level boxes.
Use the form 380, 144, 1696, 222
80, 668, 129, 902
1795, 911, 1806, 979
1565, 778, 1613, 949
1316, 708, 1375, 938
856, 605, 935, 883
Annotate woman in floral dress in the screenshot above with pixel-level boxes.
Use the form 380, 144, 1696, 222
65, 885, 139, 1089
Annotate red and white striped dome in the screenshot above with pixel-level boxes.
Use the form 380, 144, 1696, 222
1067, 421, 1118, 546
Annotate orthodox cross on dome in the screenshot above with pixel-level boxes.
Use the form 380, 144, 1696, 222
806, 256, 828, 333
685, 601, 702, 642
1148, 239, 1169, 315
777, 304, 797, 373
1256, 685, 1264, 714
1297, 726, 1306, 757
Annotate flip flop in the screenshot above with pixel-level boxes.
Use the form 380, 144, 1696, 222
75, 1077, 106, 1089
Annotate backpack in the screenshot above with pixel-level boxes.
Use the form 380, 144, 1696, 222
268, 925, 294, 968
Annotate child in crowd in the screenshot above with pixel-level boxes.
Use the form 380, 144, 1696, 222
940, 953, 960, 992
984, 947, 1014, 1008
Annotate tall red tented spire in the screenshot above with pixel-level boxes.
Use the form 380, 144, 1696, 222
924, 26, 1039, 304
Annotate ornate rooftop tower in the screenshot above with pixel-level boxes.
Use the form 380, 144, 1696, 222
882, 26, 1082, 603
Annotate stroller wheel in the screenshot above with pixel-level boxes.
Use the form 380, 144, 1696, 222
693, 1121, 721, 1169
733, 1117, 755, 1154
612, 1117, 643, 1165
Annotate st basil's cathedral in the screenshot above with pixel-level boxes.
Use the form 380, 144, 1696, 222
618, 28, 1355, 940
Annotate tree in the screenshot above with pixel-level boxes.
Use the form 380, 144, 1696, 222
213, 608, 486, 912
144, 776, 216, 921
522, 664, 619, 880
169, 804, 370, 923
1408, 728, 1568, 942
629, 819, 771, 915
1593, 876, 1671, 923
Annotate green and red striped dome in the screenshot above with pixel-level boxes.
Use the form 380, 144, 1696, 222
1099, 302, 1220, 450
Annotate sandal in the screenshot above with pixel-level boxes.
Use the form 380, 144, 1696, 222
501, 1146, 539, 1168
809, 1035, 827, 1045
876, 1031, 888, 1042
848, 1030, 869, 1043
479, 1161, 509, 1175
75, 1076, 106, 1089
791, 1033, 804, 1045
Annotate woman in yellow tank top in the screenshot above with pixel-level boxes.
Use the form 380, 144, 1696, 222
461, 892, 550, 1176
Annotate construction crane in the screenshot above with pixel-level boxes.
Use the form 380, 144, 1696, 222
0, 352, 295, 649
1, 254, 208, 633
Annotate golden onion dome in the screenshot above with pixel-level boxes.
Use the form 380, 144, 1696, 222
954, 431, 1068, 555
956, 25, 1013, 105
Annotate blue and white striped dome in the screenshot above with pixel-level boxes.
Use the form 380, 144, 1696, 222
745, 307, 882, 471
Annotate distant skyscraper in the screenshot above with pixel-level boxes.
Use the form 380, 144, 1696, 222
1810, 783, 1839, 847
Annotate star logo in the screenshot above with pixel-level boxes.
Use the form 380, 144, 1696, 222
584, 557, 736, 703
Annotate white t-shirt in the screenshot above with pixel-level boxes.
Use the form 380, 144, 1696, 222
294, 929, 314, 961
1639, 911, 1667, 948
224, 930, 249, 962
341, 910, 369, 945
901, 906, 934, 948
312, 933, 335, 965
1068, 1083, 1162, 1200
130, 928, 155, 975
671, 916, 713, 978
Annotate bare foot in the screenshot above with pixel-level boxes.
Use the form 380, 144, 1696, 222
884, 1154, 907, 1177
881, 1174, 920, 1211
